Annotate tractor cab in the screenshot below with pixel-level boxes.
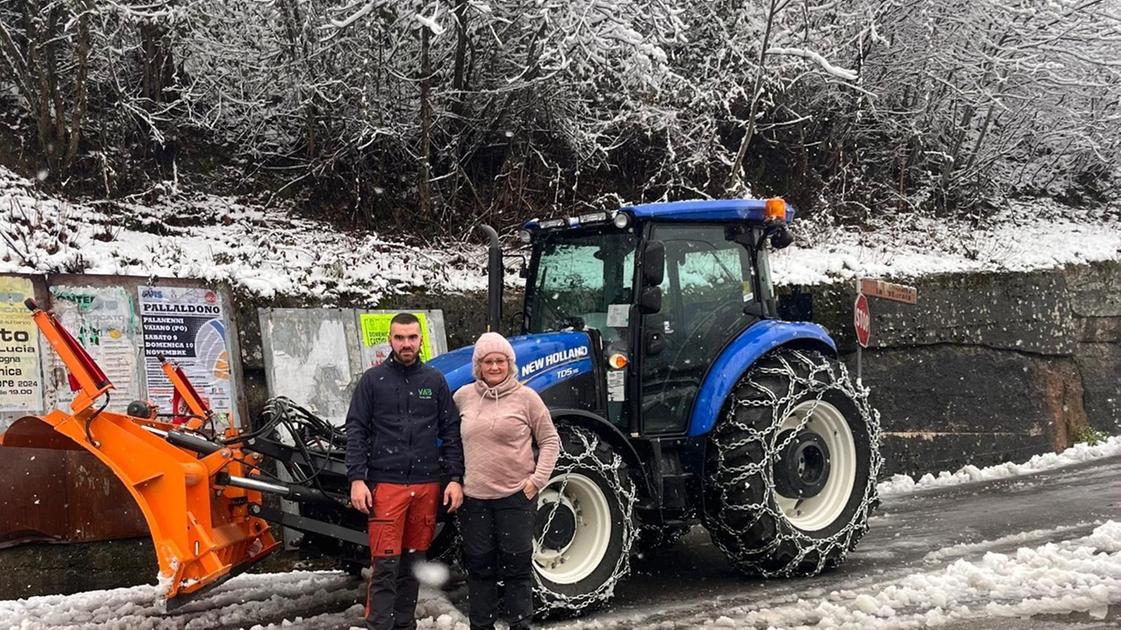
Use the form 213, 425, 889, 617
517, 199, 795, 437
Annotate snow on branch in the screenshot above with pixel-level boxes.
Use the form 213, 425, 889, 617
766, 46, 858, 82
415, 4, 445, 36
328, 0, 380, 29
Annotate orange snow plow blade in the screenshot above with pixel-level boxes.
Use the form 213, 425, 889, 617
0, 415, 85, 450
1, 300, 280, 607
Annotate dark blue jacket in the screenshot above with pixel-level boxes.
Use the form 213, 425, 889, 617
344, 354, 464, 484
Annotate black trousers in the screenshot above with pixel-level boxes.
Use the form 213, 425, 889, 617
460, 492, 536, 630
366, 551, 421, 630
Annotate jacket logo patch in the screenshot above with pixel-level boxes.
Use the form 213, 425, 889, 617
417, 388, 433, 399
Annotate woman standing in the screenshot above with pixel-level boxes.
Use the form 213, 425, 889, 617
454, 332, 560, 630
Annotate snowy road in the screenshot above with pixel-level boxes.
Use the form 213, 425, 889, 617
3, 454, 1120, 629
564, 453, 1121, 629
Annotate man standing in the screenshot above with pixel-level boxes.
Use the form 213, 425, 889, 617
346, 312, 464, 630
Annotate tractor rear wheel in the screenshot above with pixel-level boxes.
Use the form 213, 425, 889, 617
702, 349, 882, 577
533, 426, 637, 616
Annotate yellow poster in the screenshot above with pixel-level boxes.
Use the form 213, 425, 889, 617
0, 276, 43, 412
359, 312, 432, 366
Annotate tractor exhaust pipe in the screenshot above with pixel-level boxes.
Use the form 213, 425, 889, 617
479, 224, 502, 334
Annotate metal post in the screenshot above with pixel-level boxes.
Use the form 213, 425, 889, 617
856, 344, 862, 386
855, 278, 862, 386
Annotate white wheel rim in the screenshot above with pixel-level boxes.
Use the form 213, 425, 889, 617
533, 472, 612, 584
773, 399, 857, 532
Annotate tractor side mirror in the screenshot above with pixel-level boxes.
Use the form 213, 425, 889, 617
641, 240, 665, 287
770, 225, 794, 250
638, 286, 662, 314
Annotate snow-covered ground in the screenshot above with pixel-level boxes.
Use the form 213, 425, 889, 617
8, 526, 1121, 630
2, 168, 1119, 304
3, 437, 1120, 629
0, 570, 468, 630
0, 561, 478, 630
563, 521, 1121, 629
772, 200, 1121, 286
0, 169, 491, 303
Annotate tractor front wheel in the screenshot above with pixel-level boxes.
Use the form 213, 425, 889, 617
702, 349, 882, 577
533, 426, 637, 616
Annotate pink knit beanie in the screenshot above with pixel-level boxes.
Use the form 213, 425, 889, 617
472, 332, 518, 381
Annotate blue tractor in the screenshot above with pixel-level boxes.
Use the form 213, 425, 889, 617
429, 198, 883, 614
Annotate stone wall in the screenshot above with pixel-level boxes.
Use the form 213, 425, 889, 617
779, 261, 1120, 476
1069, 262, 1121, 428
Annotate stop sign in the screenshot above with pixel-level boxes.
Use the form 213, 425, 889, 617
854, 293, 871, 348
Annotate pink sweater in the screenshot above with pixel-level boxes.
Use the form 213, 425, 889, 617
454, 376, 561, 500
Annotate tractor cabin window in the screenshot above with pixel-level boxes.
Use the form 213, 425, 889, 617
527, 230, 637, 340
640, 224, 758, 434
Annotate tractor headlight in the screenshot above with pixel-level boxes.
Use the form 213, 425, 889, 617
518, 229, 533, 244
613, 212, 631, 229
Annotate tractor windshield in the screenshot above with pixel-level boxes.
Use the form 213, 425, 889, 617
526, 229, 637, 337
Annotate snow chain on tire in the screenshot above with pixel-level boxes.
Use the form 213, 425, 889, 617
703, 349, 883, 577
533, 425, 637, 616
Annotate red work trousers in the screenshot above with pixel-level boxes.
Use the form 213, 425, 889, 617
364, 482, 441, 630
367, 481, 440, 556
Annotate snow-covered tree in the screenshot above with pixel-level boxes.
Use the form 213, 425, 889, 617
0, 0, 1116, 226
0, 0, 95, 178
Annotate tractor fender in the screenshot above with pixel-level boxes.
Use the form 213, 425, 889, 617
686, 320, 836, 437
549, 408, 655, 498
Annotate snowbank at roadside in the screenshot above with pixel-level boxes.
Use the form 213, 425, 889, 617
878, 435, 1121, 498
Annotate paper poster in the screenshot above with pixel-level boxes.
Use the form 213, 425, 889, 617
138, 286, 236, 425
359, 312, 433, 367
260, 309, 356, 427
49, 285, 143, 411
0, 277, 43, 412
